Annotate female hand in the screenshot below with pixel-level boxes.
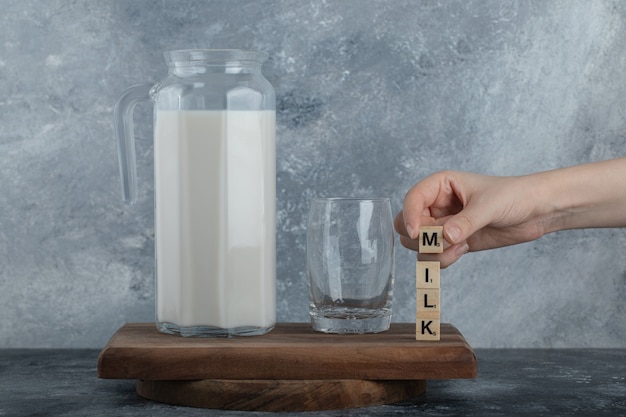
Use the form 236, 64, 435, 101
396, 158, 626, 267
395, 170, 550, 268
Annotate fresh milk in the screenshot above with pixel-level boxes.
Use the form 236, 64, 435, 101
154, 110, 276, 332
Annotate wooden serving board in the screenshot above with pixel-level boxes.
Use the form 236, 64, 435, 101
97, 322, 476, 411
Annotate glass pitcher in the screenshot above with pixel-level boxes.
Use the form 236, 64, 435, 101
114, 49, 276, 337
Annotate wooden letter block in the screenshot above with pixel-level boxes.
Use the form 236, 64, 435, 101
416, 261, 440, 288
416, 288, 440, 319
416, 238, 442, 341
415, 319, 440, 341
418, 226, 443, 254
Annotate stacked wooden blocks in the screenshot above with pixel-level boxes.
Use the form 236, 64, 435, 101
416, 226, 443, 341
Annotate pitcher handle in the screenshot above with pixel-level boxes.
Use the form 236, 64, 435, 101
113, 84, 153, 204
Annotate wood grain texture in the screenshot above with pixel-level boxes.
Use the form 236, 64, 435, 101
136, 378, 427, 411
97, 323, 476, 381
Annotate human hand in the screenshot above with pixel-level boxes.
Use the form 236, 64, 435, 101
395, 170, 548, 267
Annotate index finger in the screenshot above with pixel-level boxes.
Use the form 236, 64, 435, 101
402, 173, 446, 239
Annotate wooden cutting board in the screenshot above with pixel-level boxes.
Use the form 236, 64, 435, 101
97, 322, 477, 411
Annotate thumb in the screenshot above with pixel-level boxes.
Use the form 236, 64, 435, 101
443, 204, 491, 245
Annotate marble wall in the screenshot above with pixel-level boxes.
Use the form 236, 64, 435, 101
1, 0, 625, 348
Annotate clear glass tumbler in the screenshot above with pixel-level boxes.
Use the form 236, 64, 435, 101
307, 198, 395, 334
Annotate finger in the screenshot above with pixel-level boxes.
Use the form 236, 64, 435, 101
402, 174, 444, 239
418, 242, 470, 268
399, 234, 420, 252
394, 210, 408, 236
396, 207, 446, 237
443, 204, 494, 245
399, 228, 454, 253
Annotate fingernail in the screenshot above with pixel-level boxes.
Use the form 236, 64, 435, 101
455, 243, 470, 257
406, 224, 416, 240
445, 225, 461, 243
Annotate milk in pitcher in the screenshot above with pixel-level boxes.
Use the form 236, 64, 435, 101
154, 110, 276, 336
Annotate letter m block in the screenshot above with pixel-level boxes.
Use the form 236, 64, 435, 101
418, 226, 444, 254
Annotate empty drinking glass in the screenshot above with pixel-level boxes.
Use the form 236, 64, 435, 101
306, 198, 395, 334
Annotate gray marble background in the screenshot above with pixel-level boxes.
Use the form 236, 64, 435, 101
1, 0, 625, 348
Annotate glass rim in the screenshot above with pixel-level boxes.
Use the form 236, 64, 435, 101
164, 49, 268, 65
311, 197, 391, 203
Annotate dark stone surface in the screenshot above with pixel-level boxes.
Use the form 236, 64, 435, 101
1, 349, 624, 416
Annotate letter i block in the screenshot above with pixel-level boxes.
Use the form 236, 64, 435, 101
416, 261, 440, 288
418, 226, 444, 253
